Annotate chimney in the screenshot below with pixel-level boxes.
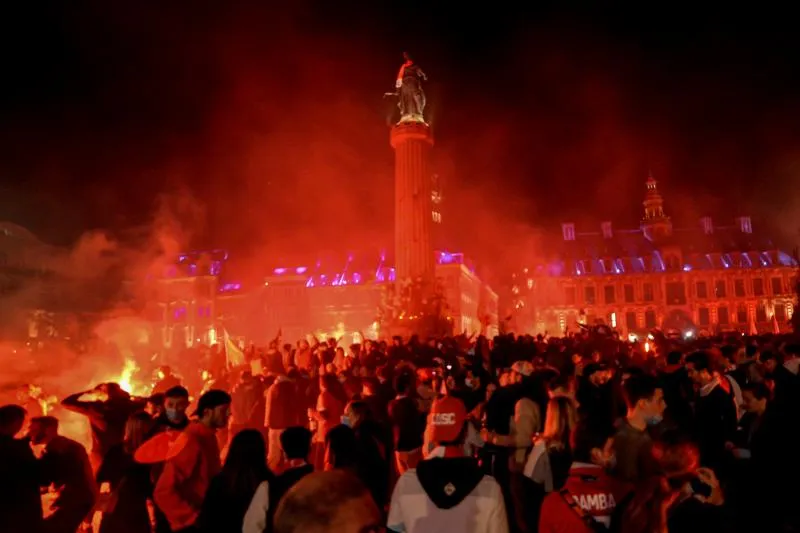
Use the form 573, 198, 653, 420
561, 223, 576, 241
601, 221, 613, 239
737, 216, 752, 234
700, 216, 713, 235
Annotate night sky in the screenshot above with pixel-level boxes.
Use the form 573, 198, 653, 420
2, 3, 800, 270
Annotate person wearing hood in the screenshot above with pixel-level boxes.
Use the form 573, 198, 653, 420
387, 395, 508, 533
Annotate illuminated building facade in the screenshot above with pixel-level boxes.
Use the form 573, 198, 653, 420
254, 251, 498, 343
436, 252, 499, 336
510, 176, 798, 337
145, 250, 226, 348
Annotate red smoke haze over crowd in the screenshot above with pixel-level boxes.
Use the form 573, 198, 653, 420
1, 4, 799, 281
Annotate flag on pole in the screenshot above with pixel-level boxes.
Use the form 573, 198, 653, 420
224, 329, 246, 367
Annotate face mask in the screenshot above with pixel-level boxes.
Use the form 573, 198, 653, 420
340, 415, 352, 427
165, 408, 182, 423
646, 414, 663, 426
465, 378, 473, 388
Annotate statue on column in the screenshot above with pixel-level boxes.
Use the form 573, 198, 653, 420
385, 52, 428, 124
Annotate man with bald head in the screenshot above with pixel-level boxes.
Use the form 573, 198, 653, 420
274, 470, 382, 533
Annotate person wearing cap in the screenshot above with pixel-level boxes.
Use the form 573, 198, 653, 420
154, 389, 231, 533
388, 396, 509, 533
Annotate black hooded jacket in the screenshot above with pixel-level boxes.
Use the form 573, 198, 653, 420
415, 457, 485, 509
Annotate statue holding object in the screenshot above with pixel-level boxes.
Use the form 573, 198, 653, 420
385, 52, 427, 124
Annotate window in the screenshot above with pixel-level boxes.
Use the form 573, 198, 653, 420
753, 278, 764, 296
562, 223, 575, 241
625, 311, 637, 329
565, 287, 576, 305
696, 281, 707, 299
775, 303, 786, 321
736, 305, 748, 324
584, 286, 596, 305
699, 307, 710, 326
643, 283, 654, 302
624, 284, 634, 303
718, 306, 729, 324
734, 279, 745, 297
665, 282, 686, 305
604, 285, 615, 304
645, 310, 657, 329
756, 304, 767, 322
715, 280, 727, 298
771, 278, 783, 295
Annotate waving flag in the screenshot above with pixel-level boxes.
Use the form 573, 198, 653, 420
224, 329, 246, 367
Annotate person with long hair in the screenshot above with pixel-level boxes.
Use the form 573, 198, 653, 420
97, 412, 154, 533
518, 396, 577, 532
197, 429, 273, 533
619, 437, 727, 533
524, 395, 578, 491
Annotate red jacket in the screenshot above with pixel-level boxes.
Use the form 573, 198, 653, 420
153, 422, 221, 531
539, 463, 631, 533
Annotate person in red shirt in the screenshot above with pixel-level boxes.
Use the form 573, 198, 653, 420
265, 368, 304, 471
540, 421, 632, 533
311, 373, 345, 469
154, 390, 231, 533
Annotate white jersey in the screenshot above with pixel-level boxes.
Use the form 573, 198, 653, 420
387, 468, 508, 533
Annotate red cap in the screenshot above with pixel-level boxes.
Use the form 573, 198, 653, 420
427, 396, 467, 444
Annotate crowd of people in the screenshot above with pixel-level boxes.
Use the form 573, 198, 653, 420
2, 327, 800, 533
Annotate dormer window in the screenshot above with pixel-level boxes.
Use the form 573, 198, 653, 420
562, 223, 576, 241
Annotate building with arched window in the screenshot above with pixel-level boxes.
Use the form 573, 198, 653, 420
508, 176, 798, 337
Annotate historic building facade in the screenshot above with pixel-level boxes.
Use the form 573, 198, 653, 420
255, 251, 499, 344
144, 250, 227, 348
510, 176, 798, 337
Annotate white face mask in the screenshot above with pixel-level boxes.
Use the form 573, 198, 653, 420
465, 378, 473, 388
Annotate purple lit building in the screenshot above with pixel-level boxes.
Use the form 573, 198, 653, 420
256, 250, 499, 344
508, 176, 798, 337
145, 249, 228, 348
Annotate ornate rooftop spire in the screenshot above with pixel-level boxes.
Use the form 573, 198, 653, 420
641, 173, 672, 240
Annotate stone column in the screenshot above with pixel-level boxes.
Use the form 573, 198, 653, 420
391, 122, 435, 283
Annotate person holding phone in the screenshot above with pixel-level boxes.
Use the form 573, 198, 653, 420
617, 437, 729, 533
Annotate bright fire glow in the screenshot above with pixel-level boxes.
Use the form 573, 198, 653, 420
118, 358, 138, 394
